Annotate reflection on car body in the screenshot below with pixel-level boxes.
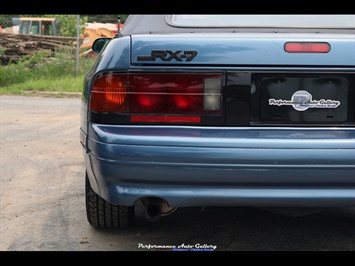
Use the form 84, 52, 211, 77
80, 14, 355, 229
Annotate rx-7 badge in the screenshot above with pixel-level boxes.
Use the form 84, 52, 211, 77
137, 50, 198, 61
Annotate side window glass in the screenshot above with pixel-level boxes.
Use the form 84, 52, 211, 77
31, 21, 40, 35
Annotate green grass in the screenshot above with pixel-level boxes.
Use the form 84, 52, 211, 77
0, 49, 95, 97
0, 76, 85, 94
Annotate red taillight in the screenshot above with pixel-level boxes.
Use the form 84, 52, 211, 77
89, 73, 222, 123
90, 74, 128, 112
136, 94, 163, 108
174, 95, 192, 109
284, 42, 331, 53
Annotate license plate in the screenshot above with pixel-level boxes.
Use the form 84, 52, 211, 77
259, 75, 349, 123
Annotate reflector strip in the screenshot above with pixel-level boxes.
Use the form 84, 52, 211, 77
284, 42, 331, 53
130, 115, 201, 123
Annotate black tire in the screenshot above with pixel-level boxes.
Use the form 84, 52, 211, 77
85, 173, 134, 229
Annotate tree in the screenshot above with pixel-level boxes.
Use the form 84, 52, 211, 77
0, 14, 21, 29
44, 14, 88, 37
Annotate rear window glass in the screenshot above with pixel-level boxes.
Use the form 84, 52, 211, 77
168, 15, 355, 28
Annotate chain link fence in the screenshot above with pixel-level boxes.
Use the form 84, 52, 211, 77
0, 14, 126, 73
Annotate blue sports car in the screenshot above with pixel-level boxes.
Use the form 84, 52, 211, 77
80, 15, 355, 229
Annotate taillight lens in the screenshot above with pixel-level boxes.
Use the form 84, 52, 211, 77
89, 74, 128, 113
284, 42, 331, 53
90, 73, 223, 123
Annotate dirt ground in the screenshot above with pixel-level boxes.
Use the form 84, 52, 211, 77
1, 95, 355, 252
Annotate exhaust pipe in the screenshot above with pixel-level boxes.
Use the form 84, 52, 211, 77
144, 198, 163, 222
140, 197, 177, 222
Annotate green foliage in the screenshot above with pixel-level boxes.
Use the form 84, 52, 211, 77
0, 14, 20, 28
44, 14, 88, 37
0, 75, 85, 95
0, 14, 129, 96
0, 48, 95, 94
85, 14, 129, 24
0, 14, 128, 36
0, 63, 27, 87
18, 50, 53, 69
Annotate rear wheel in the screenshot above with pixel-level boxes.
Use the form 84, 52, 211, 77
85, 173, 134, 229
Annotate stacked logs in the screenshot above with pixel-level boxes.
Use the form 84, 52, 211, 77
0, 32, 81, 65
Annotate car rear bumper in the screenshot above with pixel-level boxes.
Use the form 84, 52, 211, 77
83, 124, 355, 207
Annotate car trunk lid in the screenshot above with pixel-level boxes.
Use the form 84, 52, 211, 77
131, 33, 355, 67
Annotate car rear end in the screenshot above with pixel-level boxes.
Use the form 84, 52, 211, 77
80, 15, 355, 228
